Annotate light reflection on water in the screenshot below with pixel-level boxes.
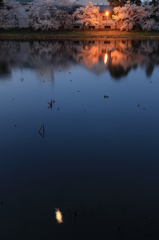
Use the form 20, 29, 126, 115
55, 209, 63, 224
104, 53, 108, 64
0, 40, 159, 239
0, 40, 159, 80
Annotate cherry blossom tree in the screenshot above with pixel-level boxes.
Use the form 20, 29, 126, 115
74, 2, 99, 30
26, 0, 77, 30
113, 2, 131, 31
114, 0, 156, 31
54, 4, 73, 30
26, 0, 60, 30
114, 1, 143, 31
153, 3, 159, 29
0, 0, 21, 29
142, 0, 159, 30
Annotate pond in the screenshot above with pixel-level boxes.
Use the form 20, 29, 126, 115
0, 39, 159, 240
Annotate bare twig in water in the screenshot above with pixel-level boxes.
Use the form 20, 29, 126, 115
47, 99, 52, 110
104, 95, 109, 99
65, 206, 71, 211
47, 99, 55, 110
39, 124, 44, 138
73, 212, 79, 217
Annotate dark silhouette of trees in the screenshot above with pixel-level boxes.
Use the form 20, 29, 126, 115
0, 0, 4, 8
108, 0, 141, 7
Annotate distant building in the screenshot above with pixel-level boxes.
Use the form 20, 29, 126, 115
16, 0, 33, 3
97, 4, 116, 29
74, 4, 116, 30
16, 0, 117, 29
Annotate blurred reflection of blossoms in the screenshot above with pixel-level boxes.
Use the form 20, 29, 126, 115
0, 40, 159, 79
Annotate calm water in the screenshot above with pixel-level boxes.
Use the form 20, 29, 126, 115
0, 40, 159, 239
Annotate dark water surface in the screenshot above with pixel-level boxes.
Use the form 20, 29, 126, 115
0, 40, 159, 239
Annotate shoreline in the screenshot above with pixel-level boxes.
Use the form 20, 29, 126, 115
1, 30, 159, 40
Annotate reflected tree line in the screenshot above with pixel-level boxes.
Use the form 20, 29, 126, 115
0, 40, 159, 79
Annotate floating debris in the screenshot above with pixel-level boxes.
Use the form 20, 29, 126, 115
73, 212, 79, 217
70, 80, 72, 82
104, 95, 109, 99
58, 107, 59, 110
20, 77, 24, 82
69, 72, 71, 74
117, 225, 122, 232
78, 91, 80, 92
53, 100, 55, 104
143, 108, 145, 110
58, 69, 61, 72
39, 124, 44, 138
47, 99, 53, 110
84, 110, 86, 111
12, 98, 14, 100
148, 216, 153, 221
14, 125, 16, 127
43, 81, 45, 82
65, 206, 70, 211
40, 69, 44, 76
137, 103, 140, 107
55, 208, 63, 224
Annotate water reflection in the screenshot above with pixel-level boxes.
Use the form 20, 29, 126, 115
1, 39, 159, 240
55, 209, 63, 224
0, 40, 159, 79
104, 53, 108, 64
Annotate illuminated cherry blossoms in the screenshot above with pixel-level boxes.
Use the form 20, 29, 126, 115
114, 0, 159, 31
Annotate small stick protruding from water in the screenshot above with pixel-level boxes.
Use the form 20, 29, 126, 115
39, 124, 44, 138
117, 225, 122, 232
73, 212, 79, 217
65, 206, 71, 211
47, 99, 52, 110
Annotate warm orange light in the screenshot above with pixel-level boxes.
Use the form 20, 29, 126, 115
55, 208, 63, 224
104, 53, 108, 64
106, 11, 109, 16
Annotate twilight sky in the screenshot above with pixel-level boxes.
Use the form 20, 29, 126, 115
71, 0, 109, 4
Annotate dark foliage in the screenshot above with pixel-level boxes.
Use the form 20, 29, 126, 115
107, 0, 141, 7
0, 0, 4, 8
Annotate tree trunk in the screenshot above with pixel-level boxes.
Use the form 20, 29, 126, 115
72, 18, 74, 30
83, 23, 86, 31
83, 40, 86, 49
120, 19, 123, 31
